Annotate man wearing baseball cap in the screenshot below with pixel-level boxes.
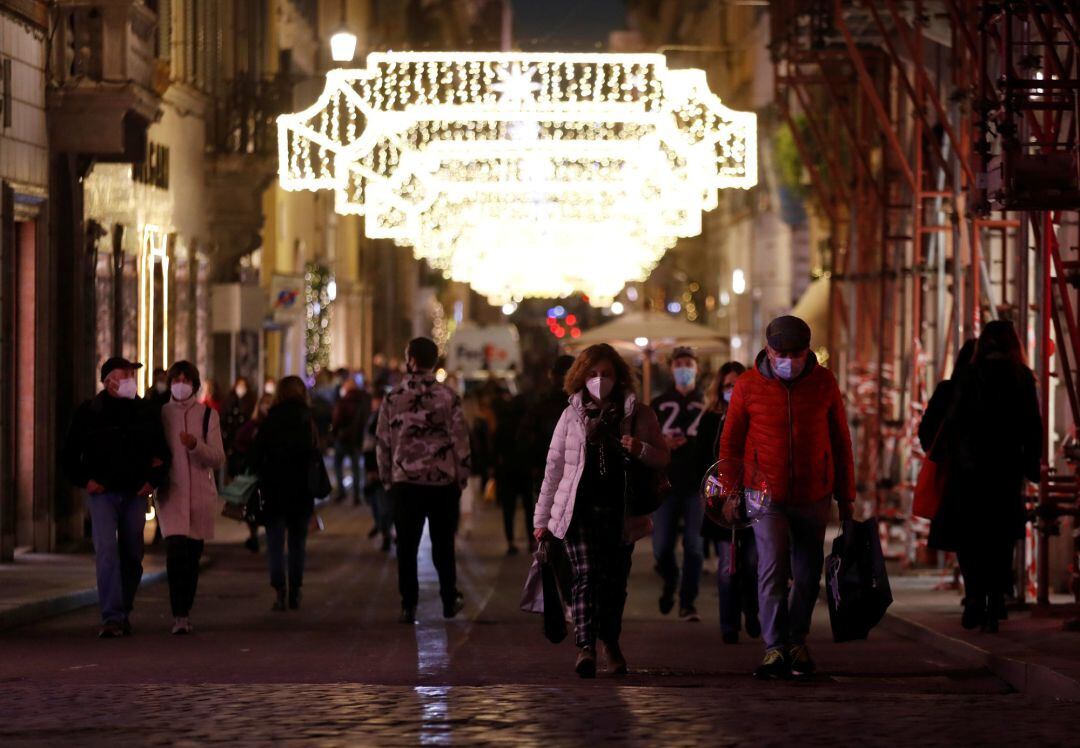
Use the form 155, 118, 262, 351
651, 345, 707, 621
718, 316, 855, 679
61, 357, 170, 638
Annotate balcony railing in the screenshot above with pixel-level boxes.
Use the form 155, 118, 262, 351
207, 74, 293, 157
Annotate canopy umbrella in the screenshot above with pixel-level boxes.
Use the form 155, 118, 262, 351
565, 310, 728, 403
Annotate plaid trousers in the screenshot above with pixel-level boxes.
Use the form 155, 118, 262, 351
563, 507, 634, 649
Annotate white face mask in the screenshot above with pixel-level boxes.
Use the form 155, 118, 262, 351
171, 382, 194, 401
235, 385, 248, 399
116, 378, 138, 399
723, 389, 733, 403
154, 381, 168, 394
586, 376, 614, 401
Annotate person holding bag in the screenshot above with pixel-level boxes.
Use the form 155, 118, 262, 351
250, 376, 321, 612
533, 343, 670, 678
156, 361, 225, 634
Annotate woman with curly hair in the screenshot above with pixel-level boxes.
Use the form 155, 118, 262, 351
533, 343, 670, 678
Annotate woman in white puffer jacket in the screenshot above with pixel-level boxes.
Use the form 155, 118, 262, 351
533, 343, 669, 678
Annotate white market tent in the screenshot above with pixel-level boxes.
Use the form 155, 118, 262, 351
565, 310, 728, 402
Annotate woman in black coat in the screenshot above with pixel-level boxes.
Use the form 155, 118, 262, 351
251, 376, 320, 611
924, 321, 1041, 632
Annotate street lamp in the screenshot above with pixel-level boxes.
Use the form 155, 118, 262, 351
330, 1, 356, 63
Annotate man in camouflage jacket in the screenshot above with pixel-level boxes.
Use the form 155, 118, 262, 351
377, 337, 471, 623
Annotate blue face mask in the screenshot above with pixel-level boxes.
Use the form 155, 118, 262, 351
772, 356, 805, 381
673, 366, 697, 389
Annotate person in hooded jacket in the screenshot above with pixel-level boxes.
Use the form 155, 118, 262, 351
922, 321, 1041, 632
156, 361, 226, 634
534, 343, 670, 678
250, 376, 320, 612
698, 361, 760, 644
719, 316, 855, 679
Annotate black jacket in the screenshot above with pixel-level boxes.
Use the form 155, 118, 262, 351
251, 400, 319, 521
927, 356, 1042, 550
61, 392, 170, 494
651, 386, 705, 495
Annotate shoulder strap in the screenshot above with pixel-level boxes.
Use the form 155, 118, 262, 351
202, 404, 212, 440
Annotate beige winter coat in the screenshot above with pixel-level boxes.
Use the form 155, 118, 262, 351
534, 391, 669, 540
156, 397, 226, 540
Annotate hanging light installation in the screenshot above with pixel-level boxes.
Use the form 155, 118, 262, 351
278, 52, 757, 304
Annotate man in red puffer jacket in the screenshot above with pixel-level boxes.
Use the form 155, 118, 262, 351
718, 315, 855, 680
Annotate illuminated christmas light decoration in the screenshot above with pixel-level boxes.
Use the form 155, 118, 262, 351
277, 52, 757, 304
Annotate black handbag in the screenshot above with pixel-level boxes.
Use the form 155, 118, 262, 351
306, 417, 333, 499
623, 407, 669, 517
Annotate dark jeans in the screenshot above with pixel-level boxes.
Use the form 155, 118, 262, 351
958, 541, 1014, 614
498, 477, 534, 545
88, 492, 146, 624
266, 515, 310, 591
393, 483, 460, 609
652, 491, 705, 608
165, 536, 205, 617
333, 441, 363, 503
716, 530, 759, 635
564, 507, 634, 649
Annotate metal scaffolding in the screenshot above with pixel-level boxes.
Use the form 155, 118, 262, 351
770, 1, 1080, 606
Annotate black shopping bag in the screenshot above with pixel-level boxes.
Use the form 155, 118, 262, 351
825, 518, 893, 642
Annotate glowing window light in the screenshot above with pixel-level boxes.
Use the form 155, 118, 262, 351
732, 268, 747, 295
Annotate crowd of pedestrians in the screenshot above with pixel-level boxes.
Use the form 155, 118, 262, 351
58, 315, 1041, 684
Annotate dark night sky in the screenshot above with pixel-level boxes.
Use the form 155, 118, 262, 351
511, 0, 627, 50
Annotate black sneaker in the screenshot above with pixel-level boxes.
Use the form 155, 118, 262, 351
98, 621, 124, 639
745, 615, 761, 639
789, 644, 816, 676
443, 591, 465, 619
659, 591, 675, 615
288, 588, 302, 610
398, 606, 416, 624
753, 649, 791, 680
678, 606, 701, 622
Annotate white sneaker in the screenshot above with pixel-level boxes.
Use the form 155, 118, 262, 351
171, 617, 190, 635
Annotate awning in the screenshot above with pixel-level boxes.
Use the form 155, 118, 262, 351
790, 277, 830, 351
566, 310, 729, 356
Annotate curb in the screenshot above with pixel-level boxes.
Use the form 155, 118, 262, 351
880, 610, 1080, 701
0, 555, 214, 632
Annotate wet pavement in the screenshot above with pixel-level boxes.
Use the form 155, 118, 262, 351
0, 504, 1075, 746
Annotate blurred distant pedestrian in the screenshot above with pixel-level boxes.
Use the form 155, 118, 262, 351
534, 344, 669, 678
147, 367, 171, 412
698, 361, 759, 644
156, 361, 225, 635
231, 393, 274, 553
719, 315, 855, 679
922, 323, 1040, 633
251, 376, 320, 612
377, 337, 471, 624
331, 377, 371, 505
61, 357, 170, 638
651, 346, 706, 622
221, 376, 257, 476
493, 386, 532, 555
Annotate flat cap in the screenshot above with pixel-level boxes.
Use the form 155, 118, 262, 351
766, 315, 811, 352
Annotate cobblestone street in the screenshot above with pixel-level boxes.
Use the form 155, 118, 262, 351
1, 506, 1075, 746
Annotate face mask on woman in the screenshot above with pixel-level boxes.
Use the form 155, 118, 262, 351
723, 389, 733, 403
116, 378, 138, 399
171, 382, 194, 401
586, 375, 614, 401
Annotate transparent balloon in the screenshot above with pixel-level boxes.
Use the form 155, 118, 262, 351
700, 459, 772, 530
